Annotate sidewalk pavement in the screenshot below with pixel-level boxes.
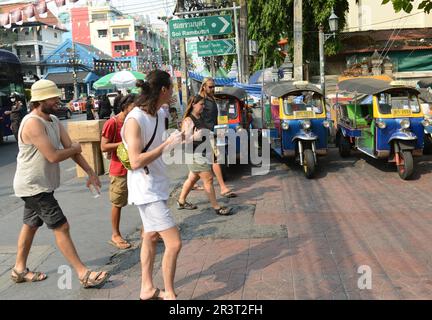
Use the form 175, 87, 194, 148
81, 149, 432, 300
4, 149, 432, 299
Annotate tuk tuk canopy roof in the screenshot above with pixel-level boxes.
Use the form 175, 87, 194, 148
337, 78, 420, 95
214, 87, 247, 100
263, 82, 322, 98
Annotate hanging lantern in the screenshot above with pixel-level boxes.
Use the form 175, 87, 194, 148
23, 5, 36, 22
36, 1, 48, 19
11, 9, 23, 26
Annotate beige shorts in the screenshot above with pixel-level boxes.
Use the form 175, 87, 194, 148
109, 175, 128, 208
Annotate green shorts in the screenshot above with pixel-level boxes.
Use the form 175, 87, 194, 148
187, 153, 212, 173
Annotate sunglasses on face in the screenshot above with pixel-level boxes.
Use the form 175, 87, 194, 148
207, 86, 215, 89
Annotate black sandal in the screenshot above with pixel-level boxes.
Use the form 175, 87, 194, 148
215, 207, 233, 216
177, 200, 198, 210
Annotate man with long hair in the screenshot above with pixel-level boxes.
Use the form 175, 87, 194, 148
199, 77, 237, 198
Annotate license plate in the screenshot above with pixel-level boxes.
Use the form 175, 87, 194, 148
392, 109, 411, 117
294, 110, 315, 118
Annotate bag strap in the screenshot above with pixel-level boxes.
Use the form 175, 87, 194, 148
109, 116, 118, 143
142, 114, 159, 174
142, 114, 158, 152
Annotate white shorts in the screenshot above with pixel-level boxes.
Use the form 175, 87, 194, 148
137, 200, 176, 233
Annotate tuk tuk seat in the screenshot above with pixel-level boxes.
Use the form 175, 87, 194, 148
346, 103, 370, 128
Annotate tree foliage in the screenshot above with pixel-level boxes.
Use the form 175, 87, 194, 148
248, 0, 349, 72
382, 0, 432, 13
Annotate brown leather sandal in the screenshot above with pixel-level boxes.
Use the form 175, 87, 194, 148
11, 268, 47, 283
79, 270, 110, 289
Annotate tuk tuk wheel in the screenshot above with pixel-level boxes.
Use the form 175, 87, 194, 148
303, 149, 316, 179
339, 136, 351, 158
397, 150, 413, 180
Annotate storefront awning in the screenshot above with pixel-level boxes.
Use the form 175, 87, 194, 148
44, 71, 89, 85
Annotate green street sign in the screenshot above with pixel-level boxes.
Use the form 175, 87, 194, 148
169, 15, 232, 39
197, 39, 236, 57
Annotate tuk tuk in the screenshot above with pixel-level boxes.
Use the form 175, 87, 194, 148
213, 87, 251, 164
335, 77, 428, 180
263, 81, 329, 178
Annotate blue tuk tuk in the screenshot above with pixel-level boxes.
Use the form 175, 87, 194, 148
264, 81, 330, 178
335, 77, 429, 180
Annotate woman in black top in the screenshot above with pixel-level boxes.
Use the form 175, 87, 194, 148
4, 93, 24, 141
98, 94, 112, 119
177, 94, 232, 216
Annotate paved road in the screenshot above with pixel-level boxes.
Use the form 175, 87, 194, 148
0, 113, 188, 299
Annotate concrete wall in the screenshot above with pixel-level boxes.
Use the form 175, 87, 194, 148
345, 0, 432, 32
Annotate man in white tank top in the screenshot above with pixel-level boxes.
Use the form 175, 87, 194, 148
11, 80, 110, 289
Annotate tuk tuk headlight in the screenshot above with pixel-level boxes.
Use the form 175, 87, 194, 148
323, 120, 330, 128
400, 119, 410, 129
281, 121, 289, 130
302, 120, 311, 130
376, 120, 386, 129
422, 119, 430, 127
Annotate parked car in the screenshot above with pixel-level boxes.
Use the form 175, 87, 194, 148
55, 101, 72, 120
71, 98, 87, 113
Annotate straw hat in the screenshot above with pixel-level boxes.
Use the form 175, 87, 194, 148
30, 79, 61, 102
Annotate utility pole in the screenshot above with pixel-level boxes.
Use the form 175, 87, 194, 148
71, 40, 79, 100
239, 0, 249, 83
178, 0, 189, 109
293, 0, 303, 81
209, 0, 216, 78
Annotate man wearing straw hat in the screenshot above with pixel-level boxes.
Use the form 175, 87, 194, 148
11, 79, 110, 288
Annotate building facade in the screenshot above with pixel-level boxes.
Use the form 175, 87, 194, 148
0, 2, 66, 86
70, 3, 166, 73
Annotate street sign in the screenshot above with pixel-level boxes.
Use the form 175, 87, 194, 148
169, 15, 232, 39
197, 39, 236, 57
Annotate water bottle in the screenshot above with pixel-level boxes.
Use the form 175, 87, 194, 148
89, 184, 100, 198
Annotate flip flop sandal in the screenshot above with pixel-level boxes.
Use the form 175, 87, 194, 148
79, 270, 110, 289
221, 191, 237, 198
109, 239, 131, 250
11, 267, 47, 283
215, 207, 233, 216
139, 287, 164, 300
177, 200, 198, 210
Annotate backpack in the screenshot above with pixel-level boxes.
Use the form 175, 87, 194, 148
117, 115, 158, 173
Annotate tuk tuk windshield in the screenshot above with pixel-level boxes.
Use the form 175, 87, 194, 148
377, 91, 420, 114
215, 98, 238, 120
282, 91, 324, 116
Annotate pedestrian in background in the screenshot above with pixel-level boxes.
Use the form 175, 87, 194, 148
101, 93, 136, 250
85, 96, 95, 120
199, 77, 237, 198
11, 79, 109, 288
4, 93, 24, 141
122, 70, 183, 300
113, 90, 123, 115
98, 94, 112, 119
177, 94, 232, 215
